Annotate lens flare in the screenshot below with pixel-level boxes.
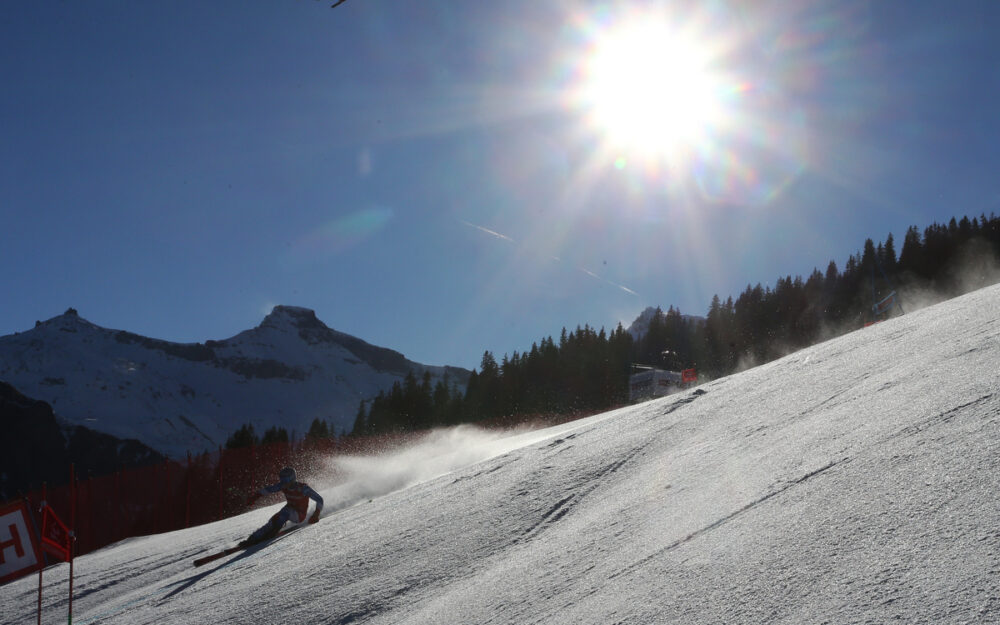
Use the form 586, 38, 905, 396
557, 4, 811, 209
284, 207, 394, 267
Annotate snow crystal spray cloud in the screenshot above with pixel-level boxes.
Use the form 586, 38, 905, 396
313, 425, 554, 514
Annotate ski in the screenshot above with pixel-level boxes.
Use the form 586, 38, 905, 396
192, 522, 310, 567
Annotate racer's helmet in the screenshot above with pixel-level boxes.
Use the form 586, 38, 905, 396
278, 466, 296, 485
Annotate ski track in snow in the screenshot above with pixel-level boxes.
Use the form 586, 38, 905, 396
3, 284, 1000, 624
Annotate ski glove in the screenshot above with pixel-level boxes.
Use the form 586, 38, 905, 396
309, 510, 321, 524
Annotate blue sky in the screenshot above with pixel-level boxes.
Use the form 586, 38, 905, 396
3, 1, 999, 370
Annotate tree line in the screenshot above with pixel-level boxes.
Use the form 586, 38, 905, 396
225, 423, 289, 448
228, 213, 1000, 443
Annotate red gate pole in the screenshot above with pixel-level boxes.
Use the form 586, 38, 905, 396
37, 553, 43, 625
250, 439, 256, 510
114, 468, 120, 543
163, 458, 170, 533
38, 483, 46, 625
69, 464, 76, 625
185, 452, 192, 529
217, 445, 224, 521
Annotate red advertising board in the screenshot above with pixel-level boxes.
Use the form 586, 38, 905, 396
0, 501, 42, 585
681, 368, 698, 383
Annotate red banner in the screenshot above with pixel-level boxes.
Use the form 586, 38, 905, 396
681, 368, 698, 383
0, 501, 42, 585
41, 506, 71, 563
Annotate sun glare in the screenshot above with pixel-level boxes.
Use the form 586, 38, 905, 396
579, 18, 725, 161
554, 7, 809, 207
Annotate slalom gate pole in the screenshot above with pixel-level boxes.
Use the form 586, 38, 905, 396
114, 469, 120, 544
69, 464, 75, 625
218, 445, 224, 521
38, 483, 46, 625
162, 459, 169, 534
186, 452, 192, 529
37, 556, 43, 625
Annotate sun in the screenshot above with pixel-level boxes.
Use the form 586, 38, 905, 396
579, 17, 725, 161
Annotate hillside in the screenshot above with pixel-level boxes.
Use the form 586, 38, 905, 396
0, 306, 470, 458
0, 381, 164, 501
3, 284, 999, 624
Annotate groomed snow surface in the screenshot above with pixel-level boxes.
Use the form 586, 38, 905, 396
4, 285, 1000, 624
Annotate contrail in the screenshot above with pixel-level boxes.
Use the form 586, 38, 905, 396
460, 219, 640, 297
460, 220, 516, 244
582, 268, 639, 296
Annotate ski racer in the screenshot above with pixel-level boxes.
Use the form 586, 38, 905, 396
240, 466, 323, 547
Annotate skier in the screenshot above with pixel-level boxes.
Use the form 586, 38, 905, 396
239, 466, 323, 547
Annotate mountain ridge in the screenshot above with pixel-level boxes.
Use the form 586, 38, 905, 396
0, 306, 471, 458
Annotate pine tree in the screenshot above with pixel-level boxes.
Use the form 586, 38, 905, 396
475, 351, 501, 420
883, 233, 898, 273
261, 426, 288, 445
898, 225, 922, 275
306, 418, 330, 441
350, 400, 367, 436
225, 423, 259, 449
431, 378, 452, 426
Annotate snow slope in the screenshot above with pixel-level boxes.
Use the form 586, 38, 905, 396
3, 285, 999, 624
0, 306, 469, 457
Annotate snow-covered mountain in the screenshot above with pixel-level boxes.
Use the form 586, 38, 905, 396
0, 306, 470, 458
4, 286, 998, 624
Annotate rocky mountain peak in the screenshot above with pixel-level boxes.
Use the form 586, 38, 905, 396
259, 306, 327, 332
627, 306, 705, 340
33, 307, 94, 333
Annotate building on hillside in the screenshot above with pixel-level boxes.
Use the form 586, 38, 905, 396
628, 366, 698, 402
